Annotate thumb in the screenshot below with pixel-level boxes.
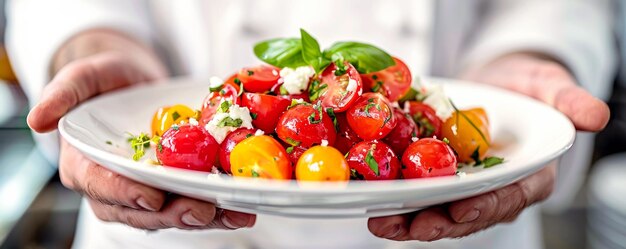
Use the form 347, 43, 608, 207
28, 52, 163, 133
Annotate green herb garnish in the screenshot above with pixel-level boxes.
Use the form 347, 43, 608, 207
285, 137, 301, 147
365, 147, 380, 176
217, 117, 243, 128
171, 111, 181, 121
128, 132, 152, 161
251, 113, 258, 120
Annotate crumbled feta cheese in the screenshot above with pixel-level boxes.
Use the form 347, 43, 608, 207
205, 104, 253, 143
272, 69, 279, 76
209, 76, 223, 88
210, 166, 221, 174
403, 101, 411, 113
321, 140, 329, 146
411, 137, 419, 142
188, 118, 199, 126
346, 78, 358, 92
280, 66, 315, 94
456, 172, 467, 178
293, 98, 305, 104
255, 129, 265, 136
391, 102, 400, 108
423, 84, 453, 120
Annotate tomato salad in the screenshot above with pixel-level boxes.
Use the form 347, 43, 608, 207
128, 29, 503, 182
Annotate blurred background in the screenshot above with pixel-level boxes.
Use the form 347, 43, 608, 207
0, 0, 625, 249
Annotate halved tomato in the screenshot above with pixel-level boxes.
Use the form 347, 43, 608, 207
361, 57, 412, 102
237, 65, 280, 93
241, 92, 291, 133
310, 62, 362, 112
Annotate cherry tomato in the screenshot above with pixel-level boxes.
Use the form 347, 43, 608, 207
402, 138, 457, 178
334, 113, 362, 154
241, 92, 291, 133
346, 140, 401, 180
276, 104, 337, 148
237, 65, 280, 93
441, 108, 491, 163
296, 146, 350, 182
157, 125, 219, 172
383, 108, 419, 156
230, 135, 292, 179
405, 101, 443, 138
151, 104, 197, 137
346, 93, 397, 140
361, 57, 412, 102
285, 145, 308, 169
200, 80, 240, 125
311, 62, 362, 112
218, 128, 256, 174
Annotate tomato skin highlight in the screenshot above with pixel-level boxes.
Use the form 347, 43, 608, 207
230, 135, 292, 180
442, 108, 491, 163
200, 81, 240, 125
346, 92, 397, 140
361, 57, 412, 102
276, 104, 337, 148
157, 125, 219, 172
296, 146, 350, 182
405, 101, 443, 139
401, 138, 457, 178
241, 92, 291, 134
237, 65, 281, 93
334, 113, 363, 154
346, 140, 401, 180
314, 62, 363, 112
218, 128, 256, 174
383, 108, 419, 156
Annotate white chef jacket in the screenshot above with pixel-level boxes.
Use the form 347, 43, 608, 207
5, 0, 616, 249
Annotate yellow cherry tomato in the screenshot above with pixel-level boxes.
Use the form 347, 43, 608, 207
441, 107, 491, 163
296, 146, 350, 182
230, 135, 292, 180
151, 104, 197, 136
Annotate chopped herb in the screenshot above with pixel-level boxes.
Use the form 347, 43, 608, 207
381, 107, 391, 128
483, 157, 504, 168
157, 142, 163, 153
334, 64, 348, 76
398, 87, 418, 103
245, 134, 253, 138
273, 157, 278, 161
308, 104, 323, 124
279, 86, 289, 95
350, 169, 365, 180
286, 146, 294, 153
364, 103, 378, 117
105, 140, 112, 145
251, 170, 260, 178
218, 101, 231, 113
238, 168, 243, 173
365, 148, 380, 176
171, 125, 179, 131
308, 80, 327, 101
372, 75, 378, 80
247, 70, 254, 76
127, 132, 152, 161
326, 107, 338, 131
411, 131, 417, 138
368, 98, 374, 103
209, 85, 223, 92
285, 137, 301, 146
234, 78, 241, 84
372, 81, 383, 92
219, 89, 227, 95
442, 137, 450, 144
172, 111, 181, 121
217, 117, 243, 128
471, 147, 482, 166
251, 113, 258, 120
449, 99, 489, 146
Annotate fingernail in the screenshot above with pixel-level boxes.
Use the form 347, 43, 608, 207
383, 224, 401, 239
222, 212, 251, 229
458, 208, 480, 223
136, 197, 157, 211
182, 212, 206, 226
423, 228, 442, 241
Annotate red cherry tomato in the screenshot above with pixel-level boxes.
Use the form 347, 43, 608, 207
200, 80, 240, 125
241, 92, 291, 134
401, 138, 457, 178
276, 104, 337, 148
405, 101, 443, 138
334, 113, 362, 154
157, 125, 219, 172
361, 57, 412, 102
218, 128, 255, 174
285, 145, 308, 169
237, 65, 280, 93
311, 62, 362, 112
383, 108, 419, 156
346, 93, 397, 140
346, 140, 401, 180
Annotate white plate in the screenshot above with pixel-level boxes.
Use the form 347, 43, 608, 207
58, 77, 575, 218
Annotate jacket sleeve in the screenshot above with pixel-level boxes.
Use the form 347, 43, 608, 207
5, 0, 153, 106
460, 0, 617, 100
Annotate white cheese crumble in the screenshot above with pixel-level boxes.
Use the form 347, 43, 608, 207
411, 137, 419, 142
255, 129, 265, 136
188, 118, 199, 126
205, 103, 253, 143
346, 78, 358, 92
423, 84, 453, 121
321, 139, 329, 147
280, 66, 315, 94
292, 98, 305, 104
209, 76, 224, 88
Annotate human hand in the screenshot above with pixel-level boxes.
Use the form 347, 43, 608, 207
29, 30, 256, 230
368, 52, 609, 241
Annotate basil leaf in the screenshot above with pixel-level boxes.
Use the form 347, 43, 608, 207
365, 149, 380, 176
323, 42, 395, 73
300, 29, 330, 73
483, 157, 504, 168
253, 38, 307, 68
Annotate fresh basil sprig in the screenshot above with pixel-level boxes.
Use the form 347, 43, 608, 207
253, 29, 395, 74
